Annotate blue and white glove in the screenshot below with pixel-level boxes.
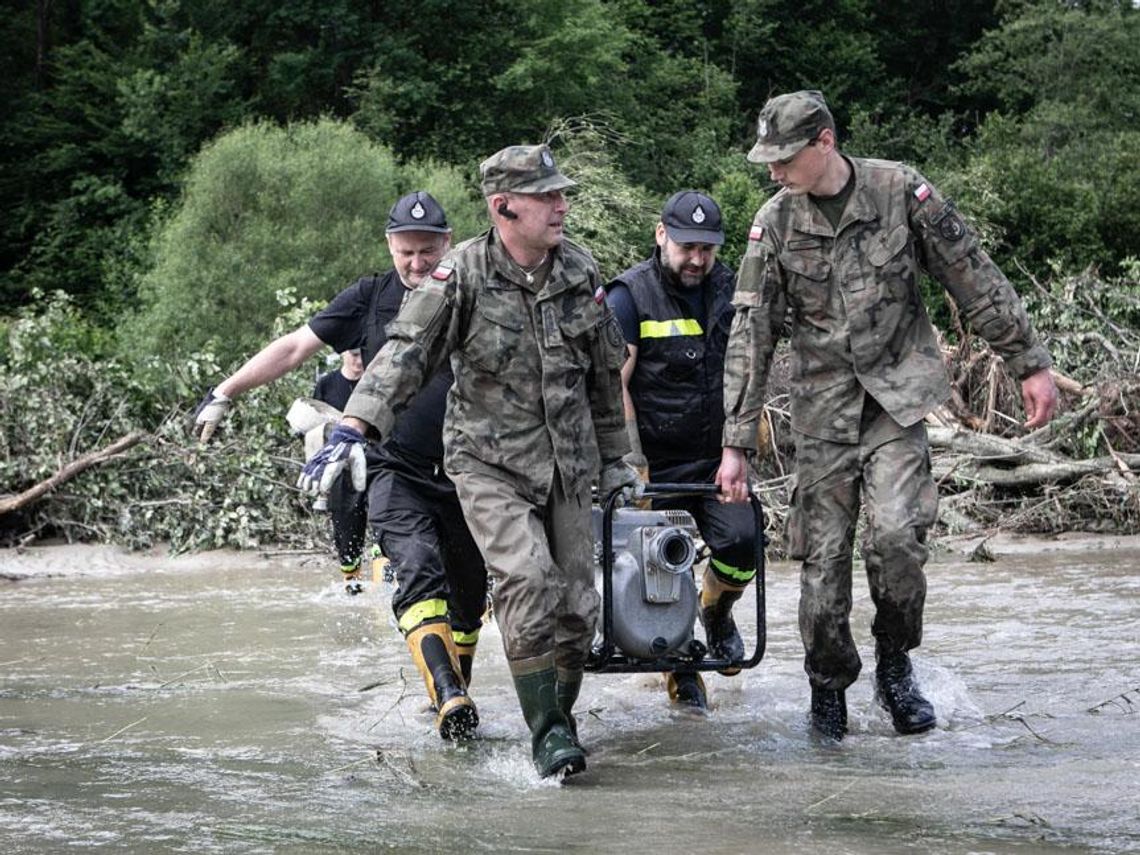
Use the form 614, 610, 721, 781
296, 424, 368, 497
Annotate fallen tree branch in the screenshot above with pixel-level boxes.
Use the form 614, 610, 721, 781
0, 431, 149, 516
970, 455, 1140, 487
927, 426, 1068, 465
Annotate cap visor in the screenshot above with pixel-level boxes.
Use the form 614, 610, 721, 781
514, 174, 578, 194
746, 138, 809, 164
664, 226, 725, 246
385, 224, 452, 234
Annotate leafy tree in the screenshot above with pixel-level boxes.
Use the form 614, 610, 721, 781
944, 0, 1140, 274
122, 118, 485, 367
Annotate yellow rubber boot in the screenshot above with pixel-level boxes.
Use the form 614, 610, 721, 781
666, 671, 708, 712
405, 620, 479, 740
453, 632, 479, 688
700, 565, 748, 675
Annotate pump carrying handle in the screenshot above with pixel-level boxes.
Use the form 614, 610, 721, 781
586, 481, 766, 674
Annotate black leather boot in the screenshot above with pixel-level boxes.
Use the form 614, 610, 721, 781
810, 686, 847, 741
875, 649, 936, 735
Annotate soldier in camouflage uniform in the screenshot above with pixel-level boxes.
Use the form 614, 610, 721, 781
301, 145, 638, 778
716, 91, 1058, 741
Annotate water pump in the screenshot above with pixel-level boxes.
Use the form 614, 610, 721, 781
587, 482, 767, 674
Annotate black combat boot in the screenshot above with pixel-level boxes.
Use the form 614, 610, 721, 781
699, 567, 747, 674
406, 621, 479, 741
810, 685, 848, 741
666, 671, 708, 712
875, 648, 936, 735
512, 663, 586, 779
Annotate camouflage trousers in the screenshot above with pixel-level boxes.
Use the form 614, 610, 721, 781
450, 466, 599, 671
786, 397, 939, 690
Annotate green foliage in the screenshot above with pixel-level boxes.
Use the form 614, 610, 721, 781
1020, 259, 1140, 384
710, 165, 772, 272
942, 2, 1140, 276
1, 290, 325, 552
123, 118, 487, 367
549, 119, 659, 278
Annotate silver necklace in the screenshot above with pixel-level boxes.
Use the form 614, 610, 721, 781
519, 252, 548, 284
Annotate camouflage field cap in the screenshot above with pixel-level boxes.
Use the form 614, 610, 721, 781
747, 90, 835, 164
479, 144, 577, 196
386, 190, 451, 234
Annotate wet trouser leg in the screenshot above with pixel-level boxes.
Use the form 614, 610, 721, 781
327, 474, 367, 571
369, 464, 485, 626
790, 398, 938, 690
860, 405, 938, 656
450, 467, 598, 672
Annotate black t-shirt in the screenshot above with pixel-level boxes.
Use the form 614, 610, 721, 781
312, 369, 358, 412
307, 274, 449, 463
307, 277, 377, 355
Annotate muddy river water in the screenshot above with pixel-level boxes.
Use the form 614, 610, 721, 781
2, 533, 1138, 854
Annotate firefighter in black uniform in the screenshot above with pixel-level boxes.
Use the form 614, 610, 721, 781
193, 192, 486, 740
606, 190, 758, 712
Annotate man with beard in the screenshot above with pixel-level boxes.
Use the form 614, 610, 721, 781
607, 191, 759, 713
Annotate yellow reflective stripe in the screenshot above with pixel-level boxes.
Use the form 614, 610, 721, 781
452, 628, 480, 646
639, 318, 703, 339
711, 557, 756, 583
397, 598, 449, 634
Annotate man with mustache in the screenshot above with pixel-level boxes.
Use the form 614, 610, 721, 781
300, 145, 639, 777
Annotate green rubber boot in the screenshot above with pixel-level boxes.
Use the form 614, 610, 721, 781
512, 662, 586, 779
556, 668, 583, 743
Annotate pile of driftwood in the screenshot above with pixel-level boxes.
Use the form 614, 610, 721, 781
754, 335, 1140, 545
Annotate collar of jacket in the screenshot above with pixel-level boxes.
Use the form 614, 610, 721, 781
789, 155, 879, 239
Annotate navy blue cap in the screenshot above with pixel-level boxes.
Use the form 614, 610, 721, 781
386, 191, 451, 234
661, 190, 724, 246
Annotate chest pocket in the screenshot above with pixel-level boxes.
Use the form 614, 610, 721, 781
780, 250, 831, 316
465, 287, 526, 373
859, 223, 913, 299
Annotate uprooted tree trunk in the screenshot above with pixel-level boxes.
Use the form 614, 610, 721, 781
0, 432, 150, 517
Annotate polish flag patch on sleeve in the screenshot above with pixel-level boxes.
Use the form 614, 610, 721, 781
594, 284, 606, 304
749, 225, 764, 242
913, 183, 932, 202
430, 262, 453, 281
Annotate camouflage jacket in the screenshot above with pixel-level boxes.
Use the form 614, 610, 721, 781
344, 228, 629, 504
723, 156, 1052, 447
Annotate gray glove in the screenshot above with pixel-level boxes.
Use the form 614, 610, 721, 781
598, 459, 644, 502
192, 387, 232, 442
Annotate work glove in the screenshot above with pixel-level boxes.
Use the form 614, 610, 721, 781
621, 451, 651, 509
192, 387, 232, 442
598, 458, 645, 504
296, 424, 368, 498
